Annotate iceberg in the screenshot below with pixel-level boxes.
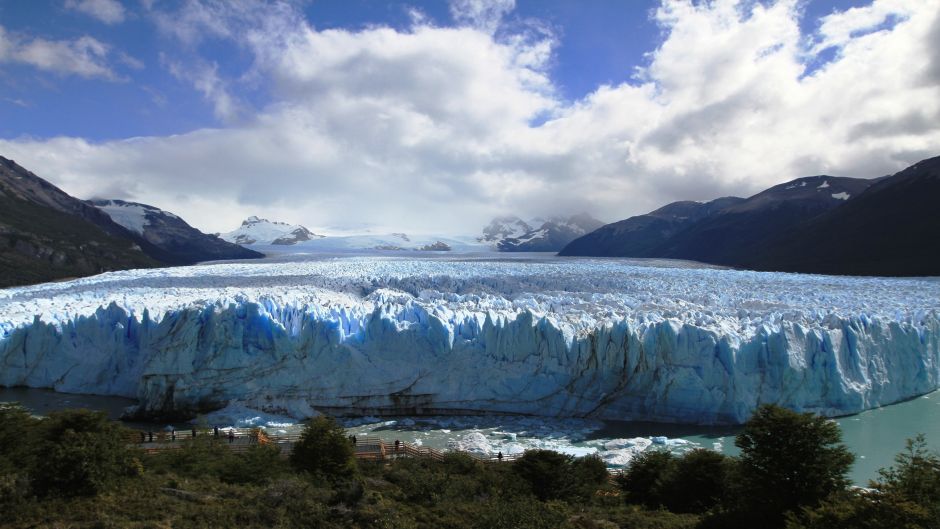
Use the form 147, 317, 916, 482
0, 256, 938, 425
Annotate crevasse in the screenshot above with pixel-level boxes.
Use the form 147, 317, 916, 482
1, 273, 937, 424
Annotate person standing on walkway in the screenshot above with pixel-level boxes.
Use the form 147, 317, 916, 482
228, 429, 235, 444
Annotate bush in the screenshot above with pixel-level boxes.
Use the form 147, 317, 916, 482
616, 449, 675, 508
289, 415, 356, 481
0, 403, 37, 473
513, 449, 574, 501
876, 434, 940, 521
733, 405, 854, 528
30, 409, 141, 497
660, 448, 733, 514
569, 455, 610, 500
785, 489, 933, 529
220, 443, 289, 485
471, 499, 571, 529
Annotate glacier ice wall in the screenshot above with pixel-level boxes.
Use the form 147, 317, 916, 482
1, 256, 938, 424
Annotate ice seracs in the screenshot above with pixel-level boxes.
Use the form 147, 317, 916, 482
0, 256, 938, 425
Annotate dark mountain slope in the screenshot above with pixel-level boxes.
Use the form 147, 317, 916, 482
559, 197, 743, 257
0, 156, 159, 287
91, 200, 263, 265
651, 175, 873, 266
745, 155, 940, 276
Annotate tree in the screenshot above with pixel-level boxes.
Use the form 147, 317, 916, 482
789, 435, 940, 529
734, 404, 854, 527
289, 415, 356, 481
512, 449, 573, 501
30, 409, 141, 497
876, 434, 940, 521
661, 448, 733, 514
616, 449, 675, 508
0, 403, 37, 473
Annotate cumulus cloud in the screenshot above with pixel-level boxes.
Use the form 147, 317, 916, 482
450, 0, 516, 34
2, 0, 939, 236
0, 25, 122, 79
64, 0, 127, 25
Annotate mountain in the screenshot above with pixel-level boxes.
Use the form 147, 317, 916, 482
561, 175, 873, 266
219, 216, 323, 245
0, 156, 159, 287
744, 155, 940, 276
650, 175, 873, 265
559, 197, 743, 257
91, 199, 263, 265
295, 232, 484, 252
480, 214, 604, 252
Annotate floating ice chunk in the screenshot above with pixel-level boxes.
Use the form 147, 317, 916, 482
449, 432, 492, 453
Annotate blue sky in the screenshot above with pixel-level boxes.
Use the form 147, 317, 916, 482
1, 0, 873, 140
0, 0, 937, 234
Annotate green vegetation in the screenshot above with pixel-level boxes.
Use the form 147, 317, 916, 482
289, 415, 357, 481
0, 192, 158, 288
1, 403, 938, 529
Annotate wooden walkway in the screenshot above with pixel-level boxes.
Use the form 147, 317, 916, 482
128, 428, 522, 464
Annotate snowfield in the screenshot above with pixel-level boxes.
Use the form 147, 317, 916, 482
0, 255, 938, 424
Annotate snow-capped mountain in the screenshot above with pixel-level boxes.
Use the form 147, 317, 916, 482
219, 216, 324, 245
480, 214, 604, 252
1, 156, 159, 287
562, 173, 877, 271
296, 232, 485, 252
560, 197, 744, 257
746, 154, 940, 276
91, 200, 263, 265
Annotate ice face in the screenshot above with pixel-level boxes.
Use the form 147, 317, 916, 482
0, 256, 938, 425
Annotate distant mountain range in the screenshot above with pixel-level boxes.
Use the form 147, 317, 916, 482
218, 216, 324, 245
561, 155, 940, 277
479, 214, 604, 252
91, 200, 262, 265
0, 156, 261, 287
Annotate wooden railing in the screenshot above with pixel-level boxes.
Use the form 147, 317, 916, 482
130, 428, 520, 464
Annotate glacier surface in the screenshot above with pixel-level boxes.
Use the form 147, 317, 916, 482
0, 255, 938, 424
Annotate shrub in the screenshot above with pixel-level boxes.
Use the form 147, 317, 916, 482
569, 455, 610, 500
785, 489, 933, 529
30, 409, 141, 497
876, 434, 940, 520
0, 403, 37, 474
660, 448, 733, 514
616, 449, 675, 508
289, 415, 356, 481
733, 404, 854, 528
512, 449, 574, 501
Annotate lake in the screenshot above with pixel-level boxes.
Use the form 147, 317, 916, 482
2, 386, 936, 485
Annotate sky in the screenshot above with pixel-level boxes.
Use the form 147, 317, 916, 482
1, 0, 938, 236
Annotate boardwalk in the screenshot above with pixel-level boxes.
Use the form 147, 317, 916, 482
129, 428, 522, 464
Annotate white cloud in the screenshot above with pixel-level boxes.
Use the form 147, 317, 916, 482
2, 0, 939, 236
163, 57, 241, 121
64, 0, 127, 25
0, 25, 122, 79
450, 0, 516, 35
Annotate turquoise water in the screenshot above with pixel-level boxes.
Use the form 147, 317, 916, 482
2, 387, 938, 485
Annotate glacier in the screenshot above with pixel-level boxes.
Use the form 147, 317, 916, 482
0, 255, 938, 425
